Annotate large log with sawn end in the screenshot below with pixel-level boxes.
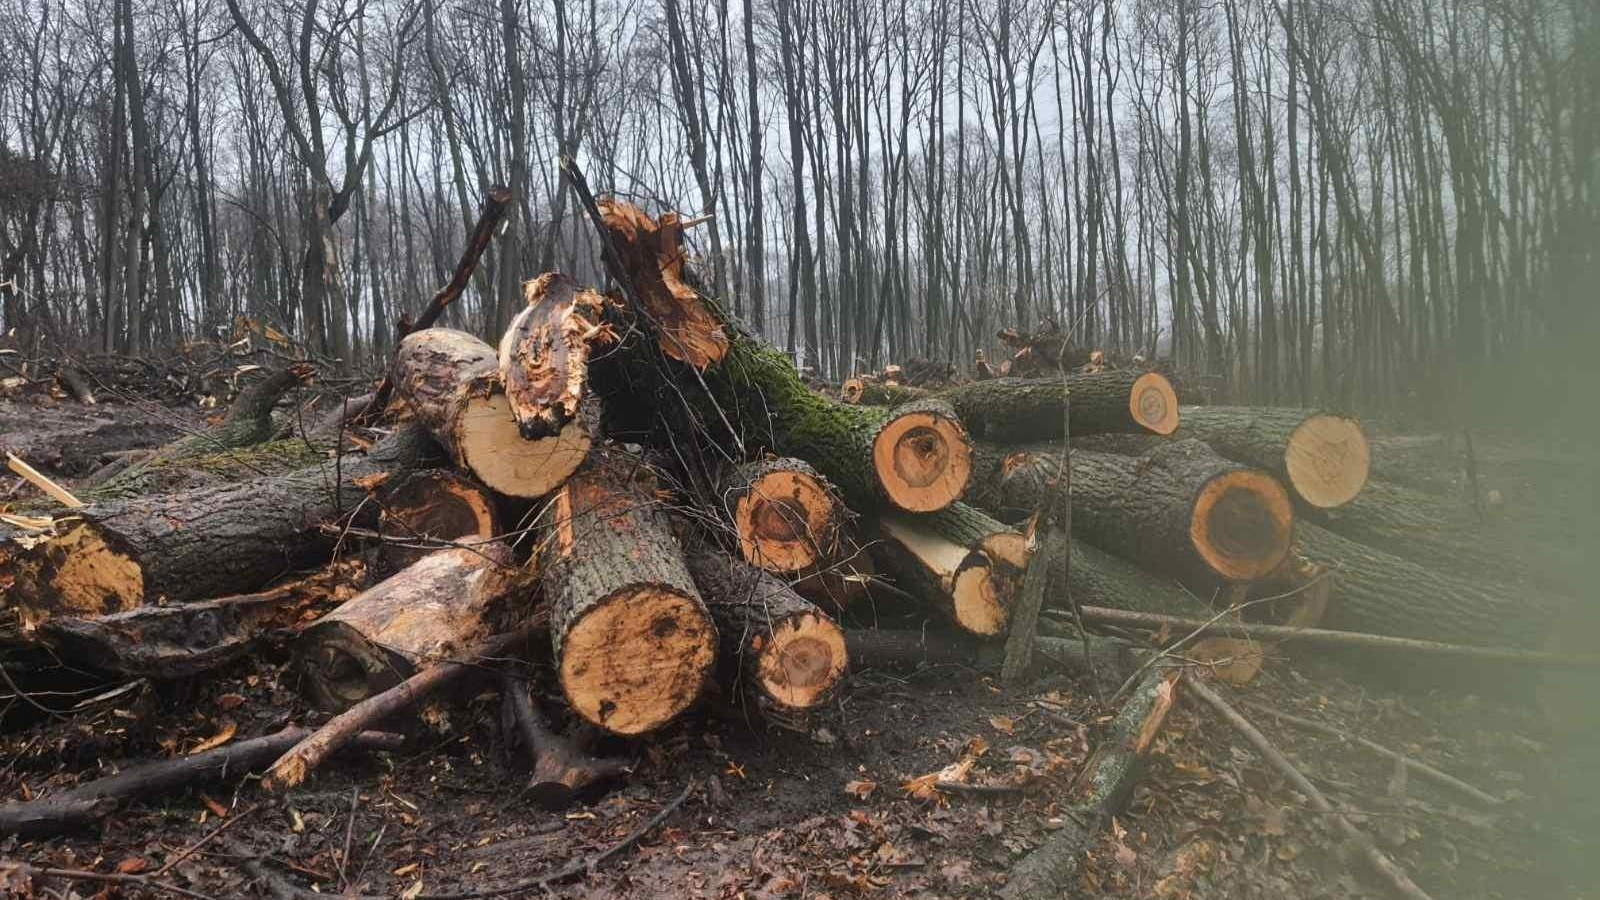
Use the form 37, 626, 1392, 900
871, 503, 1029, 636
1175, 406, 1369, 509
936, 371, 1179, 442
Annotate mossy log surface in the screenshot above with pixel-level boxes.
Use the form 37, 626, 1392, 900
1, 425, 440, 627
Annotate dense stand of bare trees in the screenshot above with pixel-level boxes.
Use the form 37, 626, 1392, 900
0, 0, 1594, 421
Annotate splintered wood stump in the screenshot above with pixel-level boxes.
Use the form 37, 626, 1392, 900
499, 272, 615, 439
682, 542, 848, 720
872, 503, 1029, 636
298, 544, 529, 711
1176, 406, 1370, 509
376, 469, 500, 569
0, 426, 440, 628
937, 371, 1179, 442
541, 452, 717, 735
393, 327, 591, 498
720, 457, 844, 574
979, 441, 1294, 586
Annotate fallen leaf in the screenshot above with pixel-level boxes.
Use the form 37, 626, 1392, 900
199, 794, 229, 818
1115, 841, 1138, 871
116, 857, 149, 874
215, 693, 246, 711
400, 879, 424, 900
188, 720, 237, 755
1275, 843, 1300, 862
393, 863, 420, 877
989, 716, 1016, 735
844, 780, 877, 801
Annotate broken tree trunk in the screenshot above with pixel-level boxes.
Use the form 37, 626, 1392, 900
682, 540, 848, 723
1175, 405, 1370, 509
499, 272, 614, 439
871, 502, 1030, 636
392, 327, 591, 499
297, 544, 529, 711
977, 441, 1294, 586
39, 559, 368, 678
375, 469, 500, 570
540, 450, 717, 735
936, 371, 1179, 443
0, 425, 440, 628
719, 457, 845, 574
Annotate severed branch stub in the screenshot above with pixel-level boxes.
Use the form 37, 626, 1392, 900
499, 672, 628, 811
498, 272, 614, 440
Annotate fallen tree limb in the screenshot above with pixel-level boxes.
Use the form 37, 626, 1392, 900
264, 620, 542, 790
500, 672, 627, 811
0, 725, 404, 836
1186, 677, 1436, 900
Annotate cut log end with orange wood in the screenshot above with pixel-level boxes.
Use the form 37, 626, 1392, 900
937, 370, 1180, 443
872, 398, 972, 513
872, 503, 1029, 636
1177, 406, 1370, 509
499, 272, 616, 440
542, 451, 717, 735
393, 327, 592, 498
596, 199, 730, 369
722, 457, 844, 575
682, 542, 848, 720
297, 544, 530, 712
376, 469, 500, 570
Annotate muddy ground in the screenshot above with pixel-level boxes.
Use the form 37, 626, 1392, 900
1, 393, 1595, 899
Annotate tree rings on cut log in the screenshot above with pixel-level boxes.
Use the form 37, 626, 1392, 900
1284, 413, 1370, 509
723, 458, 843, 574
1130, 371, 1180, 436
840, 377, 866, 404
377, 470, 499, 569
752, 611, 847, 710
1189, 467, 1295, 581
873, 399, 972, 513
458, 392, 593, 499
544, 452, 717, 735
875, 507, 1028, 636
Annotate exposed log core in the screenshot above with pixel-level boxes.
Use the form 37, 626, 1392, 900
973, 440, 1293, 585
597, 199, 730, 369
873, 503, 1029, 636
298, 544, 527, 711
394, 327, 591, 498
1177, 406, 1370, 509
1, 426, 439, 627
542, 451, 716, 735
936, 370, 1180, 442
872, 398, 971, 513
377, 469, 499, 569
682, 542, 847, 717
499, 272, 614, 440
721, 457, 843, 574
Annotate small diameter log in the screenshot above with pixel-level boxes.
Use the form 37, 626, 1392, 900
871, 503, 1029, 636
376, 469, 500, 569
0, 725, 404, 836
40, 559, 367, 678
1, 426, 439, 628
1176, 405, 1370, 509
720, 457, 844, 574
298, 544, 527, 712
393, 327, 591, 499
683, 541, 848, 718
499, 272, 615, 439
986, 441, 1294, 585
55, 365, 96, 405
501, 673, 627, 811
937, 370, 1179, 442
541, 451, 717, 735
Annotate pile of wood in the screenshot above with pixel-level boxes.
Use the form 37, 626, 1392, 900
1, 184, 1592, 858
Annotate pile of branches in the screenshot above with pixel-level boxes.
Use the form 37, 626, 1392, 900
0, 180, 1592, 900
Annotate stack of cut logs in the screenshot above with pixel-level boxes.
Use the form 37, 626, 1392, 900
1, 192, 1590, 822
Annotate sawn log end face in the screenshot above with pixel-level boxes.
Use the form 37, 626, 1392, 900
559, 585, 717, 735
754, 611, 848, 711
1285, 414, 1371, 509
8, 522, 143, 629
873, 400, 972, 513
1190, 469, 1295, 582
733, 466, 842, 574
459, 393, 591, 498
1131, 372, 1180, 436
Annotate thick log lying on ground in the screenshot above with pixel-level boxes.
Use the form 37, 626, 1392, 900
541, 451, 717, 735
393, 327, 591, 498
0, 725, 404, 836
0, 425, 440, 627
81, 436, 328, 501
298, 544, 529, 711
720, 457, 844, 574
976, 441, 1294, 585
936, 370, 1179, 442
375, 469, 500, 569
40, 559, 367, 678
682, 541, 848, 721
591, 198, 970, 514
1175, 405, 1369, 509
871, 503, 1029, 636
499, 272, 615, 439
86, 363, 316, 494
1296, 521, 1563, 650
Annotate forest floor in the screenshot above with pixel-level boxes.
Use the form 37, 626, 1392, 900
1, 390, 1595, 900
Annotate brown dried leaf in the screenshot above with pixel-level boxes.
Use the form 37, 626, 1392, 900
989, 716, 1016, 736
843, 780, 878, 801
115, 857, 149, 874
188, 720, 237, 755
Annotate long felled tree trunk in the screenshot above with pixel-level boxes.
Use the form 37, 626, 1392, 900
936, 370, 1180, 443
1174, 405, 1370, 509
